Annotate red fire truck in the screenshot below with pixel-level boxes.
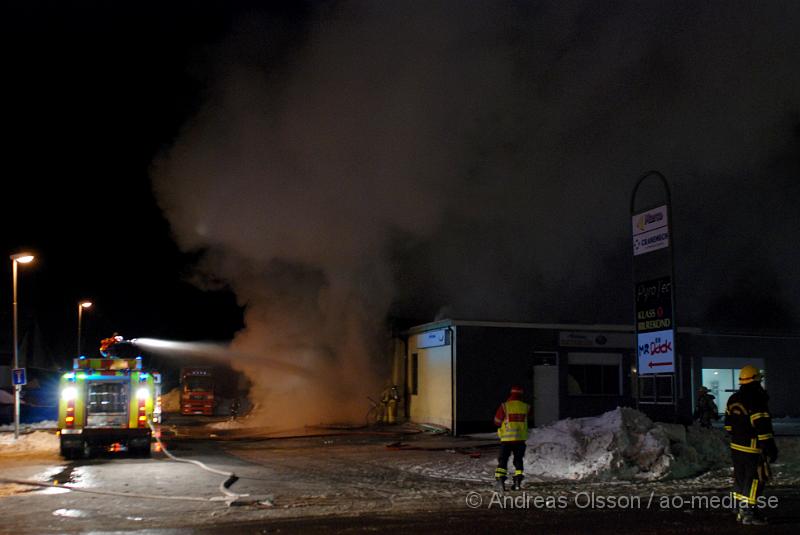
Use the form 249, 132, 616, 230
180, 367, 215, 415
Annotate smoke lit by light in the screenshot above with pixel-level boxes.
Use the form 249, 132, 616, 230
151, 2, 800, 425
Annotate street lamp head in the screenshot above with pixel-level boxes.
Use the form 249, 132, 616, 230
10, 253, 34, 264
80, 301, 93, 308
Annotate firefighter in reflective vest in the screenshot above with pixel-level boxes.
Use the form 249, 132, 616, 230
724, 365, 778, 525
493, 385, 531, 491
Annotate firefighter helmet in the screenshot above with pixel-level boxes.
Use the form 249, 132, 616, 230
739, 365, 762, 384
511, 385, 524, 395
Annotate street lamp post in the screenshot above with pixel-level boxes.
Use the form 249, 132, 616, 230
10, 252, 34, 440
77, 301, 92, 357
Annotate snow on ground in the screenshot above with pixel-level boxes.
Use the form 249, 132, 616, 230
0, 430, 58, 455
206, 401, 261, 428
207, 417, 249, 430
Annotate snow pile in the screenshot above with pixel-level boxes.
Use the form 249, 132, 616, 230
523, 407, 729, 481
0, 431, 58, 455
0, 421, 57, 432
666, 423, 732, 479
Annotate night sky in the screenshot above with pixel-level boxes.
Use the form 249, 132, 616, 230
0, 1, 282, 366
3, 1, 800, 376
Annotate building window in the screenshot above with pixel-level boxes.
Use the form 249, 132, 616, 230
567, 353, 622, 396
410, 353, 418, 395
638, 374, 674, 405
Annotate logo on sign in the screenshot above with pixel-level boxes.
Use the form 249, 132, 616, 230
632, 206, 670, 256
638, 337, 672, 356
635, 211, 664, 233
635, 277, 673, 333
632, 205, 668, 236
632, 228, 670, 256
636, 330, 675, 374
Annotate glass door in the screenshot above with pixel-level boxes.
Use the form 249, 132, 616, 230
700, 368, 736, 415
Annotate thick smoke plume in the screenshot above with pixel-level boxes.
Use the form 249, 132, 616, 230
153, 2, 800, 425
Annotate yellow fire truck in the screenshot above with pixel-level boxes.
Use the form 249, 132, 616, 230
58, 348, 161, 459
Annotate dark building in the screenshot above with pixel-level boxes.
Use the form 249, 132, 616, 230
393, 319, 798, 435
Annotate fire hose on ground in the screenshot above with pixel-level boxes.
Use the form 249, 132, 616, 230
148, 420, 273, 506
0, 423, 273, 507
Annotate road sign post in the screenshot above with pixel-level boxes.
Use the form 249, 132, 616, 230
11, 368, 26, 440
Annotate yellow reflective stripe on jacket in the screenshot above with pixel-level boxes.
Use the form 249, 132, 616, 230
731, 443, 762, 454
497, 400, 529, 442
758, 433, 773, 441
750, 412, 770, 425
728, 402, 747, 415
724, 425, 732, 431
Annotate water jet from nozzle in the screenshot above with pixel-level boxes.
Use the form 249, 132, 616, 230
131, 338, 312, 378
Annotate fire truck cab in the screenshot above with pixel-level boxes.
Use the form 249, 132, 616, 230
180, 367, 215, 415
58, 353, 161, 459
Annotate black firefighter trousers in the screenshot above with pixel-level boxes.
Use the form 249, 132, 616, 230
496, 441, 526, 480
732, 449, 769, 508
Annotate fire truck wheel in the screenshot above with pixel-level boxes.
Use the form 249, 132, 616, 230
60, 437, 81, 460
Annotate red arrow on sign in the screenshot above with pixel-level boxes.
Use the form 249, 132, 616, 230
648, 361, 672, 368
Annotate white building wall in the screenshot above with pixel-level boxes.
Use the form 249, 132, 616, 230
408, 334, 452, 429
